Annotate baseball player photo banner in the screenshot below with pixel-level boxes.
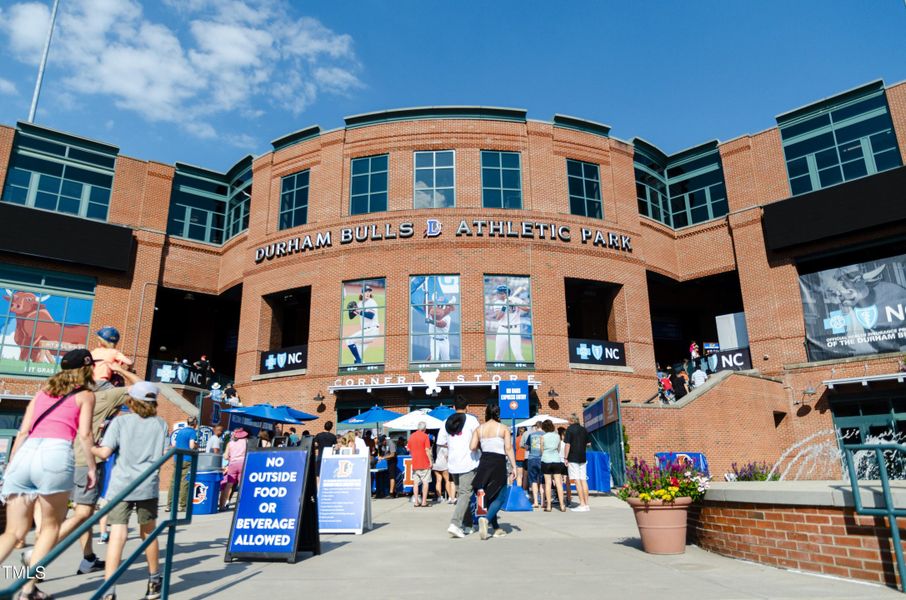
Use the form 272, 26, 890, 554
483, 275, 535, 369
410, 275, 461, 369
799, 252, 906, 362
340, 278, 386, 373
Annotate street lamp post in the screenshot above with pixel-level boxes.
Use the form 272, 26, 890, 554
27, 0, 62, 123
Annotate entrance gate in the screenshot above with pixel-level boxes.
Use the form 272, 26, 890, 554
583, 385, 626, 487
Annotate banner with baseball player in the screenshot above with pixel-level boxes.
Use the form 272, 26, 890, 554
483, 275, 535, 369
340, 278, 386, 373
409, 275, 461, 369
799, 252, 906, 362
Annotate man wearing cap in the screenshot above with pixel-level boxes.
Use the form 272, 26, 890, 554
92, 381, 169, 600
490, 285, 529, 362
91, 326, 133, 392
58, 362, 143, 575
346, 285, 380, 364
170, 417, 198, 512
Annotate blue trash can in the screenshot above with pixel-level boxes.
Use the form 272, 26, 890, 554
192, 471, 221, 515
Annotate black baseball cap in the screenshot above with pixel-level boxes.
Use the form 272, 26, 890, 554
60, 348, 98, 370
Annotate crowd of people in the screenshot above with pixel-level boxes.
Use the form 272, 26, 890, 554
655, 340, 715, 404
309, 396, 594, 540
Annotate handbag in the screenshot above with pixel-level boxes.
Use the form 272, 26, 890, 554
29, 386, 85, 435
502, 483, 534, 512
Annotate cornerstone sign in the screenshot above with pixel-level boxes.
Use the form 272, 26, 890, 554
254, 218, 632, 264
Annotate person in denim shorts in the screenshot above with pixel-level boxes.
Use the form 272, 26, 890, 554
0, 349, 98, 600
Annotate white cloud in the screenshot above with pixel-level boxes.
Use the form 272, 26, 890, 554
1, 1, 51, 64
0, 78, 18, 96
0, 0, 363, 142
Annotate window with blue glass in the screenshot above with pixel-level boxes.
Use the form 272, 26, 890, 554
225, 163, 251, 240
414, 151, 455, 208
481, 151, 522, 209
779, 84, 902, 196
2, 127, 115, 221
166, 173, 227, 245
279, 169, 310, 230
567, 159, 602, 219
350, 155, 388, 215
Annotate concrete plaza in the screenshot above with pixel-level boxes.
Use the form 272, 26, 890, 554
29, 494, 900, 599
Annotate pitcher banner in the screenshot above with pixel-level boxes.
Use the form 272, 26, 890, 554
799, 252, 906, 362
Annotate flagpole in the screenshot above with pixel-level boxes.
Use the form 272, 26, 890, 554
27, 0, 62, 123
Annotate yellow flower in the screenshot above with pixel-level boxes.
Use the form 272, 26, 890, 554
662, 494, 673, 502
668, 486, 679, 493
639, 493, 651, 501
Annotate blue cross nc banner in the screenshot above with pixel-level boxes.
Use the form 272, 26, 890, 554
228, 449, 307, 557
498, 380, 529, 420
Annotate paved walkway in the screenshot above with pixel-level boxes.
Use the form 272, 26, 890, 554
23, 495, 901, 599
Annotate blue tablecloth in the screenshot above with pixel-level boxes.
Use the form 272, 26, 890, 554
655, 452, 709, 475
586, 451, 611, 492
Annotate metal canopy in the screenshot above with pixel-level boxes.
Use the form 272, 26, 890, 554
823, 372, 906, 390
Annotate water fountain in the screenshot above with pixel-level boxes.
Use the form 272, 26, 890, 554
766, 428, 906, 481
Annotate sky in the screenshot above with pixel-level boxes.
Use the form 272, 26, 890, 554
0, 0, 905, 172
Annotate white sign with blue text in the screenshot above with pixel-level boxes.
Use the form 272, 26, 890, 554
318, 454, 372, 534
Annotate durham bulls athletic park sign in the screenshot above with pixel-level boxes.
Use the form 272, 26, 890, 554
254, 218, 632, 264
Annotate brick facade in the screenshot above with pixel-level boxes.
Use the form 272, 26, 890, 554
0, 82, 905, 481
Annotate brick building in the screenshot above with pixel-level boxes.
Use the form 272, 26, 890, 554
1, 80, 905, 478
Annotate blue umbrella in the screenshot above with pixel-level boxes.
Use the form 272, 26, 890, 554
427, 405, 455, 421
337, 406, 403, 430
273, 405, 318, 421
223, 404, 304, 424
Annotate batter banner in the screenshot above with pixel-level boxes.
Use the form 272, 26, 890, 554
799, 253, 906, 362
484, 275, 535, 370
340, 278, 386, 374
410, 275, 461, 369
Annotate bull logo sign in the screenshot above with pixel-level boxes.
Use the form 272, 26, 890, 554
2, 288, 89, 368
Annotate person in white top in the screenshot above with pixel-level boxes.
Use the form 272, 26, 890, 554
353, 430, 369, 455
436, 396, 480, 538
346, 286, 381, 364
490, 285, 529, 362
426, 294, 456, 362
690, 367, 708, 388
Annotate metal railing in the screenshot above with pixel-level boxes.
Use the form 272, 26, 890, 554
0, 448, 198, 600
842, 443, 906, 593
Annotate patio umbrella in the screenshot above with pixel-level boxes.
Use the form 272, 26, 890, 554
515, 414, 568, 428
336, 406, 403, 431
273, 405, 318, 421
383, 409, 445, 431
426, 405, 455, 421
222, 404, 304, 424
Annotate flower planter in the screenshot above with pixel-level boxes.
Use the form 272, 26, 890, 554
627, 496, 692, 554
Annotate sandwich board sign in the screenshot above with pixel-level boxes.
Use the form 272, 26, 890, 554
225, 445, 320, 563
318, 453, 373, 534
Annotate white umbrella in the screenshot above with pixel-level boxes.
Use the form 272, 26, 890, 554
383, 409, 445, 431
515, 414, 568, 428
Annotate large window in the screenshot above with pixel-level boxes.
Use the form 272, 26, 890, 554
0, 264, 95, 377
350, 155, 388, 215
666, 150, 728, 228
410, 275, 461, 369
166, 173, 227, 244
2, 127, 115, 221
414, 151, 455, 209
339, 278, 386, 373
567, 159, 602, 219
225, 163, 251, 240
279, 170, 310, 230
635, 145, 671, 227
481, 151, 522, 209
483, 275, 534, 369
779, 85, 902, 196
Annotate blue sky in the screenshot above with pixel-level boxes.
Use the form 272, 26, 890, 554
0, 0, 904, 172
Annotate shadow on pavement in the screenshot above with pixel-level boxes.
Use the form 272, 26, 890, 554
613, 537, 643, 550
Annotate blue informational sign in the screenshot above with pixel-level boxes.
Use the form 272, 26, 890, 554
583, 386, 619, 433
655, 452, 709, 476
318, 454, 371, 534
498, 380, 529, 420
227, 449, 308, 557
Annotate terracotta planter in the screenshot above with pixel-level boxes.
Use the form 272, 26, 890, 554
627, 496, 692, 554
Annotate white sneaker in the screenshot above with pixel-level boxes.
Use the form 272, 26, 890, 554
478, 517, 489, 540
447, 524, 465, 539
493, 528, 507, 538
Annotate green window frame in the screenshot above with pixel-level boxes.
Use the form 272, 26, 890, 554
2, 130, 115, 222
225, 164, 252, 240
350, 155, 388, 215
166, 173, 227, 245
779, 86, 902, 196
414, 150, 455, 209
481, 151, 522, 209
567, 159, 602, 219
279, 170, 310, 230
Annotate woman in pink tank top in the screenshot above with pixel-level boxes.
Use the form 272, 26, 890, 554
0, 349, 97, 600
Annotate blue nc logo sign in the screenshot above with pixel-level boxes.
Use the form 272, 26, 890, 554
424, 219, 442, 238
176, 365, 189, 384
853, 305, 878, 329
823, 310, 850, 334
264, 354, 277, 371
277, 352, 287, 368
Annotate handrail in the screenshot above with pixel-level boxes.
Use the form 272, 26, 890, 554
0, 448, 198, 600
841, 442, 906, 593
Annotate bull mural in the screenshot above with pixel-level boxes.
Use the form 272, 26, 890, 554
2, 289, 89, 362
